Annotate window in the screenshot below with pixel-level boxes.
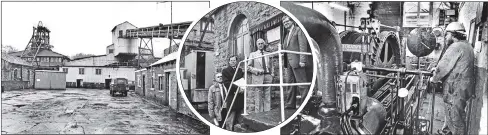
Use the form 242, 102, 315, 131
137, 75, 141, 87
151, 72, 155, 89
40, 57, 49, 62
63, 68, 68, 73
230, 15, 251, 59
13, 69, 18, 79
266, 26, 281, 43
200, 21, 213, 32
403, 2, 431, 27
109, 49, 114, 54
96, 69, 102, 75
119, 30, 123, 37
79, 68, 84, 75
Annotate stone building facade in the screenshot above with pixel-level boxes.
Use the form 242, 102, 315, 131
1, 53, 35, 91
204, 1, 287, 114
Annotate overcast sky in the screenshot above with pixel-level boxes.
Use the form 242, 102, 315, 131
1, 1, 210, 57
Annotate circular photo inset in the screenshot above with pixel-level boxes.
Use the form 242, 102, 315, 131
176, 1, 317, 133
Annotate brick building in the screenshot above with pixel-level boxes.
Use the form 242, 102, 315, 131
135, 45, 199, 118
1, 53, 35, 91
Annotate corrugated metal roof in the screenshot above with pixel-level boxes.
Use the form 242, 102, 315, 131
149, 52, 178, 67
1, 53, 32, 66
9, 49, 69, 58
35, 70, 66, 73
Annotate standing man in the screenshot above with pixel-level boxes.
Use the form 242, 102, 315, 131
430, 22, 475, 135
208, 73, 227, 126
221, 55, 244, 130
248, 38, 274, 112
282, 15, 312, 109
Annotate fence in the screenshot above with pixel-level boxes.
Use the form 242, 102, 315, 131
221, 49, 313, 128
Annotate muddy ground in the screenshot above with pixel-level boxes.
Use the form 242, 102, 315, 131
1, 89, 209, 134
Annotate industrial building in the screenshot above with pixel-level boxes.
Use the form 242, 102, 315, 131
133, 21, 206, 118
8, 22, 71, 71
1, 53, 35, 91
60, 21, 163, 89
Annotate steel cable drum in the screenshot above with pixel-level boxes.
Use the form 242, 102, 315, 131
339, 31, 402, 67
339, 30, 369, 64
406, 28, 437, 57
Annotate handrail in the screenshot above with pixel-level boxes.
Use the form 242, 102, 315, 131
220, 49, 313, 129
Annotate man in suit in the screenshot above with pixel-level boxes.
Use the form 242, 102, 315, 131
207, 73, 227, 126
247, 38, 274, 112
221, 55, 244, 131
282, 15, 313, 109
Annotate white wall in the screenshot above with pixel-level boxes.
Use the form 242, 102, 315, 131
64, 55, 116, 66
106, 44, 115, 55
111, 22, 139, 56
61, 67, 136, 83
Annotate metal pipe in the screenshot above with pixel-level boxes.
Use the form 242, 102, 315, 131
282, 2, 343, 107
335, 24, 362, 29
363, 67, 433, 76
364, 74, 397, 79
430, 80, 435, 134
279, 45, 285, 122
243, 57, 248, 116
246, 83, 311, 87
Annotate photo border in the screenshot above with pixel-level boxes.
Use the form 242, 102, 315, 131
175, 0, 318, 133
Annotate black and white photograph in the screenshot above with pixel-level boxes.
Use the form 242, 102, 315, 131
1, 1, 211, 134
279, 2, 488, 135
176, 1, 316, 133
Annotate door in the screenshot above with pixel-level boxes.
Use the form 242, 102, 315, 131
196, 52, 206, 88
76, 79, 83, 88
142, 75, 146, 96
35, 71, 50, 89
159, 76, 168, 106
105, 79, 112, 89
166, 72, 171, 105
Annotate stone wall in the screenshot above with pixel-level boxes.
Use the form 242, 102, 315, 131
1, 81, 30, 91
211, 1, 282, 72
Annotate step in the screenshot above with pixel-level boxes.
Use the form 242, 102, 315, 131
234, 124, 255, 133
240, 108, 297, 132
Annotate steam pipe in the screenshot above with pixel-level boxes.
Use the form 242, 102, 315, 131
282, 3, 343, 108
